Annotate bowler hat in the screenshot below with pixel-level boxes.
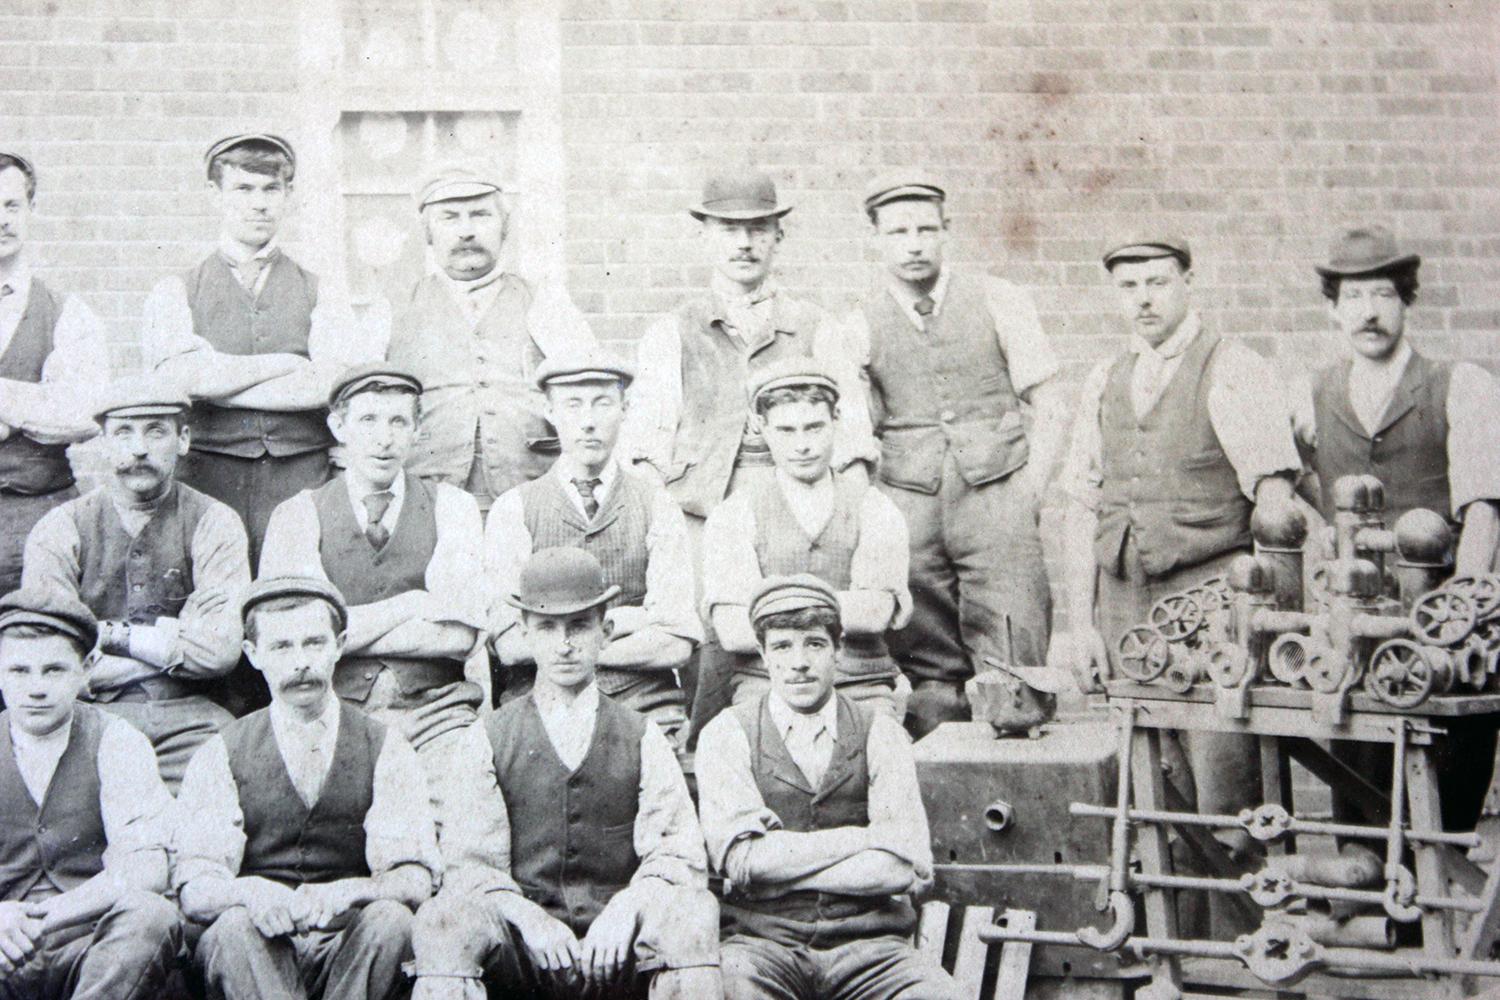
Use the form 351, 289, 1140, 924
748, 358, 840, 408
415, 161, 503, 210
749, 574, 841, 625
328, 363, 424, 409
0, 587, 98, 651
1102, 237, 1192, 272
863, 172, 946, 214
204, 133, 295, 176
92, 374, 191, 424
689, 170, 792, 221
240, 576, 348, 633
534, 350, 635, 391
505, 548, 620, 616
1314, 225, 1420, 279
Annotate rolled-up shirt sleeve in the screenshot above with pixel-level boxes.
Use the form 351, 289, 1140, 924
1058, 361, 1110, 514
643, 484, 703, 644
431, 726, 521, 898
695, 711, 781, 883
483, 486, 531, 641
699, 493, 761, 620
366, 732, 442, 888
863, 714, 932, 881
985, 277, 1060, 397
849, 488, 912, 630
97, 717, 175, 868
257, 491, 324, 579
631, 724, 707, 889
1445, 362, 1500, 516
176, 500, 252, 677
20, 505, 82, 603
141, 276, 210, 372
428, 484, 486, 629
814, 311, 880, 470
1205, 342, 1303, 499
619, 316, 682, 473
172, 735, 245, 889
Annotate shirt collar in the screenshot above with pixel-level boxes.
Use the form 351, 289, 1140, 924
553, 457, 617, 491
532, 679, 599, 720
218, 232, 279, 268
428, 254, 507, 292
767, 689, 838, 742
711, 272, 778, 318
0, 253, 32, 299
885, 268, 949, 314
269, 692, 340, 747
1131, 310, 1201, 361
343, 468, 406, 511
9, 712, 72, 756
1350, 337, 1413, 388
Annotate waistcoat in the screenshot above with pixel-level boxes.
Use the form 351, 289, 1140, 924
0, 278, 73, 494
72, 483, 216, 625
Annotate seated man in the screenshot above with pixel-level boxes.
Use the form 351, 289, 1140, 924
175, 576, 439, 1000
22, 376, 247, 791
702, 359, 911, 719
0, 587, 181, 1000
485, 351, 700, 747
410, 548, 722, 1000
697, 576, 963, 1000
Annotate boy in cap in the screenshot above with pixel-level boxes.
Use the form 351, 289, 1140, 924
0, 152, 108, 593
0, 587, 181, 999
176, 576, 439, 1000
384, 161, 595, 512
143, 133, 371, 569
21, 375, 248, 790
484, 350, 700, 749
830, 173, 1065, 737
696, 576, 962, 1000
701, 358, 911, 718
408, 547, 721, 1000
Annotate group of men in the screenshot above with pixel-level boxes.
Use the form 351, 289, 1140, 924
0, 122, 1495, 1000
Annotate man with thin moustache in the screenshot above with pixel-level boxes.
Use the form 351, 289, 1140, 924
176, 576, 439, 1000
384, 161, 595, 513
0, 153, 107, 594
22, 376, 248, 791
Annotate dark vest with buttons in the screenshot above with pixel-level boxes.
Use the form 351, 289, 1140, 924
722, 694, 916, 947
748, 473, 895, 682
0, 705, 109, 900
519, 469, 669, 700
184, 252, 331, 459
221, 701, 383, 886
669, 294, 820, 518
1311, 353, 1453, 525
70, 483, 215, 626
1094, 329, 1252, 579
486, 693, 645, 935
0, 278, 74, 495
862, 271, 1029, 495
309, 472, 464, 701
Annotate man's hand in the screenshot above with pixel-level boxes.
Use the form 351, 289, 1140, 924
182, 587, 232, 622
1047, 629, 1108, 694
605, 606, 649, 639
580, 893, 640, 990
403, 683, 483, 752
513, 910, 581, 976
0, 900, 42, 976
293, 881, 364, 931
239, 877, 305, 938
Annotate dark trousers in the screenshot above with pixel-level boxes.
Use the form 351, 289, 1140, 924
178, 448, 331, 571
0, 486, 76, 593
0, 890, 182, 1000
721, 934, 964, 1000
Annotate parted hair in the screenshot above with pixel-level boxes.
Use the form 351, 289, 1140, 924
209, 141, 294, 186
0, 155, 36, 202
244, 594, 342, 644
753, 384, 837, 419
333, 384, 422, 422
1321, 262, 1420, 307
752, 606, 843, 649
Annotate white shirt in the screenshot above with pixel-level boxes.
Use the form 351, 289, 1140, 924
11, 716, 73, 806
269, 695, 341, 807
435, 263, 509, 331
0, 254, 108, 434
344, 470, 407, 534
531, 681, 601, 772
766, 691, 838, 790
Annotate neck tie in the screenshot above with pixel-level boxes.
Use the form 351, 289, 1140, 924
573, 478, 601, 519
913, 295, 936, 329
362, 490, 394, 548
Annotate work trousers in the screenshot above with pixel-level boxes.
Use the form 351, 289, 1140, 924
178, 448, 331, 570
0, 890, 182, 1000
94, 693, 234, 794
0, 486, 75, 594
721, 933, 964, 1000
196, 898, 413, 1000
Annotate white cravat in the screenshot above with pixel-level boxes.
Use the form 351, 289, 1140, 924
711, 273, 776, 348
439, 265, 507, 330
10, 717, 71, 806
270, 697, 340, 807
1129, 312, 1202, 419
1348, 340, 1412, 436
768, 692, 837, 789
532, 682, 600, 772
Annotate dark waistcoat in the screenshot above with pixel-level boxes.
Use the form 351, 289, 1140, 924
222, 702, 383, 886
722, 694, 916, 947
0, 705, 109, 900
73, 483, 215, 624
863, 272, 1029, 494
1094, 329, 1252, 579
1311, 353, 1453, 525
0, 278, 73, 495
486, 693, 645, 935
184, 252, 330, 459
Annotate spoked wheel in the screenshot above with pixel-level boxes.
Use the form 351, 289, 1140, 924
1367, 639, 1438, 709
1149, 593, 1204, 643
1116, 627, 1171, 683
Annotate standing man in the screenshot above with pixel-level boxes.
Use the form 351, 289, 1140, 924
384, 162, 595, 513
702, 359, 911, 718
0, 152, 107, 593
22, 377, 248, 791
143, 133, 369, 568
408, 548, 722, 1000
0, 587, 181, 1000
835, 174, 1066, 737
175, 576, 439, 1000
696, 576, 963, 1000
484, 352, 700, 747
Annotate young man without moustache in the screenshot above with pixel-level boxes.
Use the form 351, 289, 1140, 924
21, 377, 248, 791
696, 576, 962, 1000
702, 359, 911, 719
0, 587, 180, 1000
484, 352, 699, 748
409, 548, 722, 1000
175, 576, 439, 1000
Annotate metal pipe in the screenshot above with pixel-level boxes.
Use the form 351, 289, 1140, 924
1068, 802, 1479, 848
981, 800, 1013, 832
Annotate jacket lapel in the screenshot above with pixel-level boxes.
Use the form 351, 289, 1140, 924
757, 700, 815, 796
812, 697, 860, 803
1371, 353, 1426, 437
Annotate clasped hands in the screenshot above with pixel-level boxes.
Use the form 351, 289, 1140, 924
238, 877, 364, 938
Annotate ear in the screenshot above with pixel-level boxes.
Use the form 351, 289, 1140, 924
241, 638, 260, 671
176, 426, 192, 457
332, 629, 347, 658
601, 615, 616, 641
750, 411, 767, 434
541, 394, 556, 424
326, 409, 346, 443
1181, 267, 1194, 287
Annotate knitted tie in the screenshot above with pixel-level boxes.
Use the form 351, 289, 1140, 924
362, 491, 394, 549
573, 478, 602, 519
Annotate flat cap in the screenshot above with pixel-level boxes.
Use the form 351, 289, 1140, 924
414, 160, 503, 210
0, 151, 35, 183
749, 574, 841, 625
1102, 237, 1192, 271
749, 357, 840, 408
240, 576, 348, 633
689, 169, 792, 221
505, 547, 620, 616
328, 362, 423, 409
0, 587, 98, 652
1315, 224, 1420, 279
204, 133, 295, 176
91, 373, 191, 424
533, 349, 635, 391
863, 172, 946, 214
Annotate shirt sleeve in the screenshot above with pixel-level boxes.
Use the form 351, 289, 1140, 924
306, 270, 382, 378
141, 276, 211, 371
483, 486, 532, 641
20, 505, 82, 602
698, 494, 761, 619
863, 713, 933, 879
97, 716, 175, 869
41, 295, 109, 393
1288, 372, 1317, 455
1058, 361, 1110, 513
630, 722, 708, 889
642, 484, 703, 644
985, 277, 1061, 397
171, 736, 246, 889
257, 492, 326, 579
813, 312, 880, 470
175, 500, 252, 676
1445, 361, 1500, 515
1206, 342, 1304, 499
425, 724, 520, 897
524, 279, 598, 359
618, 315, 682, 472
694, 712, 781, 879
365, 731, 442, 888
849, 488, 912, 630
427, 484, 486, 628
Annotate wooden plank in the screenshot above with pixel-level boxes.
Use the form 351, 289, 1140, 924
1105, 681, 1500, 718
992, 909, 1036, 1000
1131, 727, 1184, 997
951, 905, 994, 998
916, 900, 951, 967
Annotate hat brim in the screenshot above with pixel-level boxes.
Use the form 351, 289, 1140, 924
504, 584, 622, 617
204, 134, 295, 174
419, 182, 502, 209
538, 370, 635, 390
96, 404, 187, 422
1314, 253, 1421, 279
689, 205, 793, 221
0, 608, 96, 649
